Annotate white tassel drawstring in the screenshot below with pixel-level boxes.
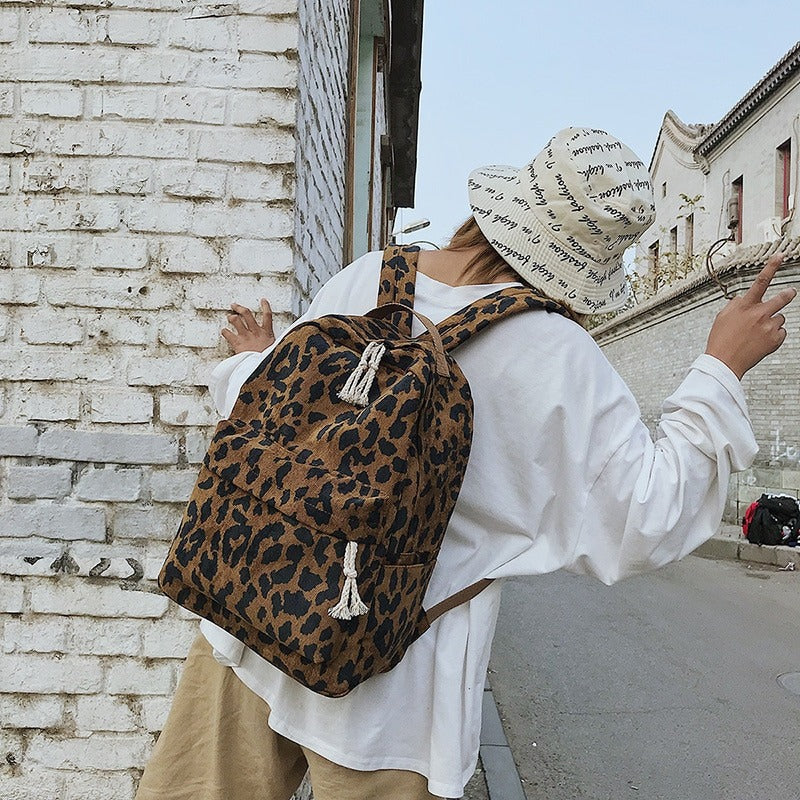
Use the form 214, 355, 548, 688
337, 341, 386, 407
329, 541, 369, 620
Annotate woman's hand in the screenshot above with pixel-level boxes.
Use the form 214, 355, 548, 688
221, 299, 276, 354
705, 253, 796, 379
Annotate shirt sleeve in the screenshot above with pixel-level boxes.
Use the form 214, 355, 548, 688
566, 353, 758, 585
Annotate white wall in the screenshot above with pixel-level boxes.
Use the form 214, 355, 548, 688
638, 122, 706, 274
639, 74, 800, 278
293, 0, 351, 302
699, 77, 800, 246
0, 1, 364, 797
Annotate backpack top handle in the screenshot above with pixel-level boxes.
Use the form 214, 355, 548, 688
365, 303, 450, 378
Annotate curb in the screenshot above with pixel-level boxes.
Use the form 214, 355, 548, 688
694, 524, 800, 568
479, 678, 526, 800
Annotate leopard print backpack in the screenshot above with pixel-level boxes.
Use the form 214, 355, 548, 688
159, 245, 567, 696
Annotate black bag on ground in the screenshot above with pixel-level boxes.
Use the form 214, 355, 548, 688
744, 493, 800, 546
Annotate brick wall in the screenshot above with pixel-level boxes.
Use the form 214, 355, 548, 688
594, 259, 800, 526
0, 0, 356, 796
293, 0, 350, 302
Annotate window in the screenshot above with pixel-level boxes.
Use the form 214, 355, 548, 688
685, 213, 694, 257
649, 240, 660, 269
731, 176, 743, 244
380, 134, 393, 252
669, 225, 678, 255
344, 0, 387, 262
661, 181, 667, 198
777, 139, 792, 218
649, 240, 660, 291
366, 38, 386, 250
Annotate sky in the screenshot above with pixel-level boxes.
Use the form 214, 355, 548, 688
397, 1, 800, 247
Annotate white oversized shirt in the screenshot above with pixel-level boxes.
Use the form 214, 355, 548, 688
200, 250, 758, 798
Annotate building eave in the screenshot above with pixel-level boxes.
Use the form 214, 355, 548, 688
592, 234, 800, 341
649, 110, 710, 175
386, 0, 423, 209
696, 40, 800, 158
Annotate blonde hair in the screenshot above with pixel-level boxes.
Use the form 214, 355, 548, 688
444, 216, 517, 285
444, 216, 585, 325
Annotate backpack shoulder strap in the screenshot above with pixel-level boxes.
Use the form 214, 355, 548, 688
376, 245, 420, 336
423, 579, 494, 628
433, 287, 570, 352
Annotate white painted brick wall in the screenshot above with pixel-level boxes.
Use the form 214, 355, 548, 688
230, 237, 294, 273
1, 1, 389, 798
28, 583, 169, 618
70, 618, 144, 657
2, 425, 39, 455
7, 465, 73, 499
36, 429, 178, 463
64, 772, 136, 800
185, 429, 213, 463
85, 311, 152, 346
75, 466, 143, 502
0, 88, 13, 116
4, 654, 105, 694
113, 506, 182, 543
21, 159, 88, 194
22, 85, 84, 119
19, 311, 84, 345
156, 236, 223, 274
293, 0, 350, 299
106, 660, 175, 695
4, 618, 71, 653
156, 316, 223, 348
149, 469, 198, 502
160, 392, 217, 426
162, 87, 227, 124
76, 695, 138, 733
0, 505, 107, 541
0, 581, 25, 613
0, 695, 64, 729
139, 695, 172, 732
90, 391, 154, 423
27, 731, 153, 770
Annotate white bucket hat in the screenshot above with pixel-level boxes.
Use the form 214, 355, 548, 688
468, 127, 656, 314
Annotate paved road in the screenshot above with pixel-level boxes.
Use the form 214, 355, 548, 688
489, 556, 800, 800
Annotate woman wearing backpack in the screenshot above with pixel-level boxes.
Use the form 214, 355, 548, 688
136, 127, 795, 800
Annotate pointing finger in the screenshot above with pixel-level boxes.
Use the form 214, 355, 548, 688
763, 286, 797, 316
744, 253, 785, 304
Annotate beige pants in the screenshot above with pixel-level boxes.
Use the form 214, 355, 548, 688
135, 635, 444, 800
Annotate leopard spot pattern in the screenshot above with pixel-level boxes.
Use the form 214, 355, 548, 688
159, 245, 567, 696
